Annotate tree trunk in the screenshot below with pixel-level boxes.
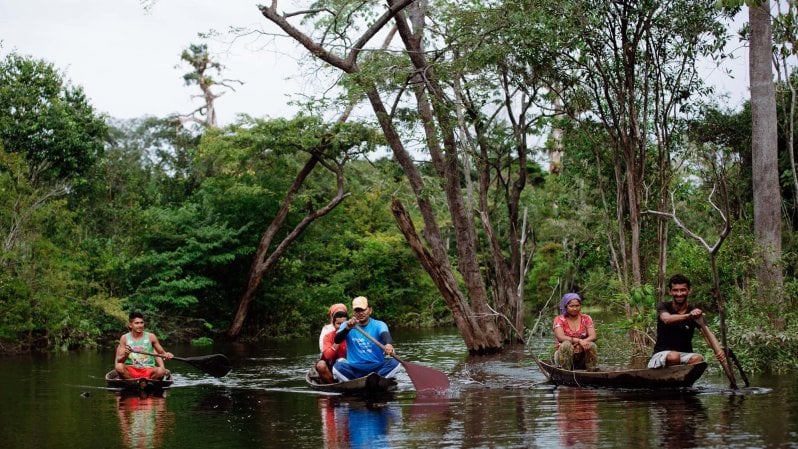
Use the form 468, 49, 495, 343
227, 151, 350, 339
749, 0, 784, 305
361, 82, 501, 353
391, 2, 503, 351
391, 199, 496, 351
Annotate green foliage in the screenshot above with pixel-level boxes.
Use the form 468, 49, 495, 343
124, 203, 251, 315
608, 284, 657, 341
0, 4, 794, 377
0, 52, 107, 182
239, 156, 446, 338
191, 336, 214, 346
0, 141, 113, 352
724, 285, 798, 373
180, 43, 222, 87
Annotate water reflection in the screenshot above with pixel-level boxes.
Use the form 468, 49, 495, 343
648, 394, 707, 449
116, 395, 173, 449
2, 332, 792, 449
318, 396, 401, 449
408, 393, 451, 422
319, 397, 349, 449
556, 388, 599, 448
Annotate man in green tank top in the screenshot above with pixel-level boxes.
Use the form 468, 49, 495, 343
114, 312, 174, 379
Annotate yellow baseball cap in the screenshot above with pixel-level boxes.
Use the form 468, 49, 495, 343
352, 296, 369, 309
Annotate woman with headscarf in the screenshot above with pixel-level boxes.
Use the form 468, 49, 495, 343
552, 293, 598, 370
320, 303, 348, 351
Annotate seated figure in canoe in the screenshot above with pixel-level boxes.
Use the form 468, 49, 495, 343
315, 305, 349, 383
648, 274, 705, 368
319, 303, 347, 352
553, 293, 598, 371
332, 296, 401, 381
114, 312, 173, 380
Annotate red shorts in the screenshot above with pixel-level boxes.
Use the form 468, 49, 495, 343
126, 366, 158, 379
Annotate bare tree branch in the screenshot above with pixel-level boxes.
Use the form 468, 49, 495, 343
645, 187, 730, 255
259, 0, 417, 73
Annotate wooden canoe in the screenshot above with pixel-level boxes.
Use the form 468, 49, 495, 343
536, 359, 707, 389
305, 366, 397, 394
105, 370, 174, 391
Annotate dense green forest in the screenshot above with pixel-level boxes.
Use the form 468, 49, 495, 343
1, 1, 798, 371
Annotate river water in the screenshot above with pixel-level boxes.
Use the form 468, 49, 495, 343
1, 328, 795, 449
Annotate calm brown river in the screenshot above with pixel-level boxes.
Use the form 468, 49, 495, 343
1, 328, 793, 449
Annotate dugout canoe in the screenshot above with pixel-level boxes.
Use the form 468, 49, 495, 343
536, 359, 707, 389
105, 370, 174, 392
305, 366, 397, 394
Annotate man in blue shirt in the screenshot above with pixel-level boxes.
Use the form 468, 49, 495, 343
332, 296, 401, 381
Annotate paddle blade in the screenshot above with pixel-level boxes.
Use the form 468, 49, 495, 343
179, 354, 232, 378
402, 360, 449, 393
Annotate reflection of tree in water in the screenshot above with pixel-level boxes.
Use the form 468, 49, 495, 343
451, 386, 548, 447
556, 388, 599, 448
715, 395, 748, 447
649, 395, 707, 449
117, 395, 174, 449
317, 397, 401, 449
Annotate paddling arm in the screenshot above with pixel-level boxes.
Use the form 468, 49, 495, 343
339, 321, 395, 356
148, 334, 173, 368
660, 307, 703, 325
695, 318, 727, 363
334, 326, 349, 344
115, 337, 128, 364
353, 325, 396, 357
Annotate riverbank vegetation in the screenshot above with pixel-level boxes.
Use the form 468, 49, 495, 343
2, 1, 798, 372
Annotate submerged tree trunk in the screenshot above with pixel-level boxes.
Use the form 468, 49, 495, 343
391, 199, 497, 351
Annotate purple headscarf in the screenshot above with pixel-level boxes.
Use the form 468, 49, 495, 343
559, 293, 582, 316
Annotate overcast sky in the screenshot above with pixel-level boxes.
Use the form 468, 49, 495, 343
1, 0, 750, 127
0, 0, 310, 125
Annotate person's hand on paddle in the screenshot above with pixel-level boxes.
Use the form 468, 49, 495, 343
345, 317, 357, 329
383, 343, 395, 357
689, 308, 703, 319
161, 351, 174, 360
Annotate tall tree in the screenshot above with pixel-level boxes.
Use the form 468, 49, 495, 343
549, 0, 728, 295
177, 43, 242, 128
0, 54, 108, 351
446, 1, 562, 342
260, 0, 515, 352
0, 52, 107, 263
0, 53, 107, 182
225, 116, 381, 339
749, 0, 784, 303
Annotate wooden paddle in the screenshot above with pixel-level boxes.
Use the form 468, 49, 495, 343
353, 326, 449, 393
132, 350, 232, 378
694, 316, 737, 389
